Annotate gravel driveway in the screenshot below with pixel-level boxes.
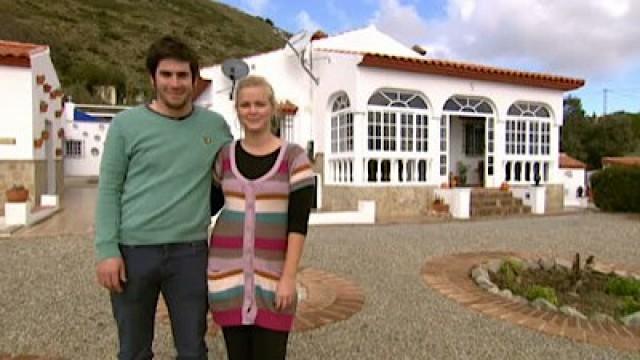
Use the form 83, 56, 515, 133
1, 212, 639, 359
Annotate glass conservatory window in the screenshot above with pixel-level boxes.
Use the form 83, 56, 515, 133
443, 96, 494, 114
367, 90, 429, 152
331, 94, 353, 153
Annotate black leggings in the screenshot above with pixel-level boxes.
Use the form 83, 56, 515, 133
222, 325, 289, 360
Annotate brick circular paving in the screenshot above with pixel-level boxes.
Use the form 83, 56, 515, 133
156, 267, 364, 335
421, 251, 640, 351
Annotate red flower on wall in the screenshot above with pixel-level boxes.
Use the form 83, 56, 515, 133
41, 130, 50, 141
36, 74, 45, 85
57, 128, 65, 139
39, 100, 48, 113
43, 83, 52, 93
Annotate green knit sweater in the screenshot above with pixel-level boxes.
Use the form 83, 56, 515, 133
95, 105, 232, 261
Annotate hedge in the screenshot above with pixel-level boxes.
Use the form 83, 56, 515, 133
590, 166, 640, 212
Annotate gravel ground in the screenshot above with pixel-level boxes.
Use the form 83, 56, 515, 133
1, 212, 639, 359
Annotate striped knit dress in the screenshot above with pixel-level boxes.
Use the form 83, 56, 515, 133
207, 140, 315, 332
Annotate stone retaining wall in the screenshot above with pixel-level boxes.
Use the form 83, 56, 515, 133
0, 160, 63, 208
322, 185, 436, 220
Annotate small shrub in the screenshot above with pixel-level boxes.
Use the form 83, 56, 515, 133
525, 285, 559, 306
591, 166, 640, 212
605, 277, 640, 299
617, 297, 640, 317
498, 260, 523, 289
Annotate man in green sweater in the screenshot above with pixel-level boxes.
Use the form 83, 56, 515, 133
95, 36, 232, 360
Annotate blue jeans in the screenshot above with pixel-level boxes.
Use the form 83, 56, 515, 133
110, 240, 208, 360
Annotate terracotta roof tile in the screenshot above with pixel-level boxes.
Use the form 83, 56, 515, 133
358, 53, 585, 91
315, 49, 584, 91
0, 40, 48, 68
559, 153, 586, 169
602, 157, 640, 168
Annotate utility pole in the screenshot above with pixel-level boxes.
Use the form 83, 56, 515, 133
602, 88, 608, 118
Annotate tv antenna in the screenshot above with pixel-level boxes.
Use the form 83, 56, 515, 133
221, 58, 250, 100
279, 30, 319, 85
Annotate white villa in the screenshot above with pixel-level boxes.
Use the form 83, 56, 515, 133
198, 26, 585, 218
0, 40, 64, 210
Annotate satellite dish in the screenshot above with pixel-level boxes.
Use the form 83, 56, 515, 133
221, 58, 249, 100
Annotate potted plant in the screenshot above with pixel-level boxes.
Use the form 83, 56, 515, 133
39, 100, 48, 113
55, 147, 63, 157
457, 161, 468, 186
55, 109, 63, 118
41, 130, 50, 140
57, 128, 65, 139
432, 197, 449, 213
43, 83, 52, 93
5, 185, 29, 203
36, 74, 45, 85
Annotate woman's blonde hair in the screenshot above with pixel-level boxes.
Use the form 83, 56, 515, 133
234, 75, 276, 109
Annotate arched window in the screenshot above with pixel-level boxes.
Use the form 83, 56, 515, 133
508, 102, 550, 118
367, 89, 429, 152
506, 101, 552, 156
331, 93, 353, 153
443, 96, 494, 114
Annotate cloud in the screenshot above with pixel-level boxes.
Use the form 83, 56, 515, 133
295, 10, 321, 32
244, 0, 269, 14
326, 0, 353, 31
370, 0, 429, 46
369, 0, 640, 79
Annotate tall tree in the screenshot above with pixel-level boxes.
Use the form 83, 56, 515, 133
561, 96, 588, 160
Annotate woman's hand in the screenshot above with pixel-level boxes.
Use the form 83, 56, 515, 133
275, 275, 296, 311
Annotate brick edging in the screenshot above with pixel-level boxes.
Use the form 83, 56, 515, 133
421, 252, 640, 351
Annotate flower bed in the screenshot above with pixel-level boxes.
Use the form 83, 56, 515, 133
470, 255, 640, 328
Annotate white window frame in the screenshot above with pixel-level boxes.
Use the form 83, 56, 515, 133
331, 94, 353, 153
64, 139, 83, 159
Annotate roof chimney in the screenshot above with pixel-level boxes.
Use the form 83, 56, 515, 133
411, 45, 427, 56
311, 30, 329, 41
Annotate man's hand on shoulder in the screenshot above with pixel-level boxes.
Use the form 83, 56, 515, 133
96, 257, 127, 293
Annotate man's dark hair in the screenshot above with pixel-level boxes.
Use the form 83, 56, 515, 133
146, 35, 199, 83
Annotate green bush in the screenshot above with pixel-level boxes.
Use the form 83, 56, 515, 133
606, 276, 640, 299
591, 166, 640, 212
525, 285, 559, 306
498, 260, 523, 289
617, 297, 640, 317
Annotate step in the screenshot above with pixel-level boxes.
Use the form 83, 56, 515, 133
471, 205, 531, 217
471, 198, 523, 207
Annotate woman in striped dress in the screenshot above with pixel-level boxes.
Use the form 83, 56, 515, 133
207, 75, 315, 360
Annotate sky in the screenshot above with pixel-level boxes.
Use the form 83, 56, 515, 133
217, 0, 640, 116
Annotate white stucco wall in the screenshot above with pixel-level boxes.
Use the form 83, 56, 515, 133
560, 167, 587, 207
0, 49, 62, 162
0, 66, 33, 160
63, 120, 109, 177
200, 48, 314, 146
30, 50, 63, 161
